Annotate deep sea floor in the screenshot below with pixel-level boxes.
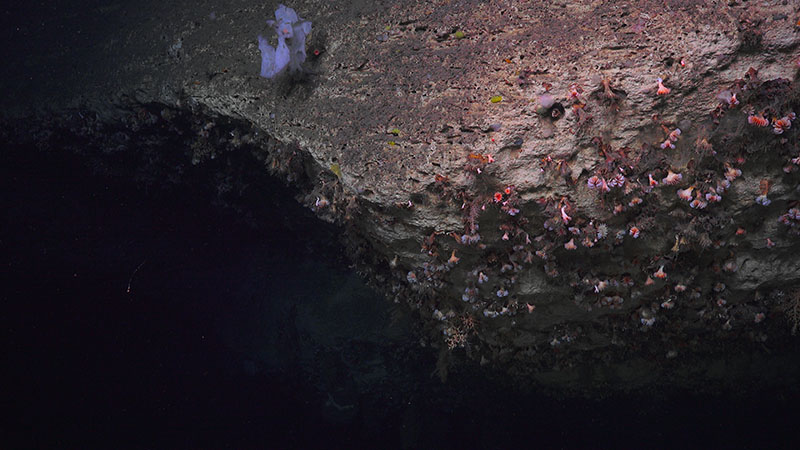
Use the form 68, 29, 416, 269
2, 143, 799, 449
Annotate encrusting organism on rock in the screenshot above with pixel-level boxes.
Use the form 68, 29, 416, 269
662, 170, 683, 185
772, 113, 794, 134
656, 78, 671, 95
258, 4, 312, 79
747, 113, 769, 127
755, 179, 771, 206
660, 128, 681, 149
677, 186, 694, 201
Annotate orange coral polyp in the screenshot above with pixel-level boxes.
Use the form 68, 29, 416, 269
656, 78, 671, 95
747, 114, 768, 127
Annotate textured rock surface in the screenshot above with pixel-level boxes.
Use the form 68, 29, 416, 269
3, 0, 800, 390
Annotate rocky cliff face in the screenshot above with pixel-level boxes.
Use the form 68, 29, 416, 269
3, 0, 800, 390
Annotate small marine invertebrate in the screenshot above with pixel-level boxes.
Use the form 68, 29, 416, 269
448, 250, 460, 265
535, 94, 566, 120
567, 83, 584, 101
608, 174, 626, 187
677, 186, 694, 201
465, 153, 494, 174
462, 287, 477, 302
602, 78, 618, 100
773, 115, 793, 134
705, 191, 722, 203
755, 195, 771, 206
315, 196, 329, 208
755, 179, 771, 206
779, 208, 800, 230
716, 90, 739, 107
747, 114, 769, 127
460, 233, 481, 245
564, 238, 577, 250
660, 128, 681, 149
629, 226, 641, 238
596, 223, 608, 240
560, 205, 572, 224
723, 260, 737, 272
406, 271, 418, 283
689, 196, 707, 209
640, 308, 656, 326
648, 173, 659, 187
696, 137, 714, 155
600, 295, 624, 309
662, 171, 682, 185
656, 77, 671, 95
724, 165, 742, 182
653, 266, 667, 279
483, 309, 499, 318
493, 192, 503, 203
594, 280, 608, 293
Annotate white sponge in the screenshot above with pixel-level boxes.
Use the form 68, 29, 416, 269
258, 4, 312, 78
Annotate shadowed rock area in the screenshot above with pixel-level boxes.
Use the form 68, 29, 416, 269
2, 0, 800, 392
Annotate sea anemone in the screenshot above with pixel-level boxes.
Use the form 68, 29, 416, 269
656, 78, 671, 95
